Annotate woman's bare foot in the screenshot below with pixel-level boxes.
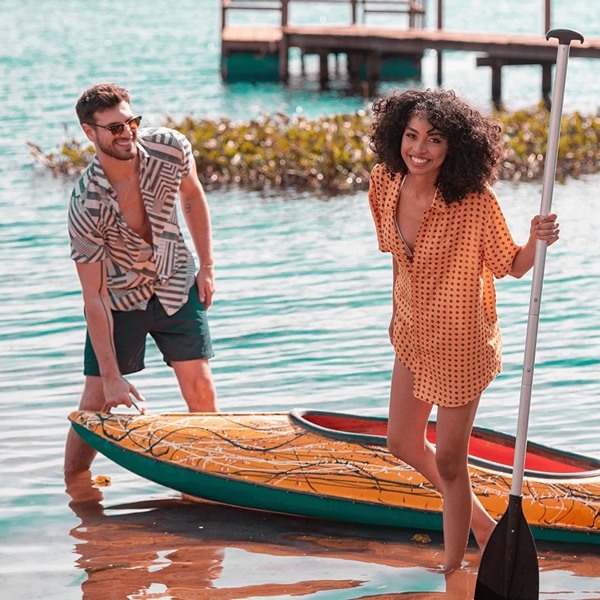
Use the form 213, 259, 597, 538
444, 563, 476, 600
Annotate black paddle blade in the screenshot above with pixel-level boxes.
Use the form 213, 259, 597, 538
474, 495, 539, 600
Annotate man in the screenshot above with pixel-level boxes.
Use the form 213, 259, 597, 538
64, 83, 217, 473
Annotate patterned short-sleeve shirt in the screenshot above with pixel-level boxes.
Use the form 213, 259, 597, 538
368, 163, 520, 407
68, 127, 196, 316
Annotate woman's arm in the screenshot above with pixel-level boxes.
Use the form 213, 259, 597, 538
509, 213, 560, 278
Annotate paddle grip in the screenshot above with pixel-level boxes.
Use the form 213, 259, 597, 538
545, 28, 585, 46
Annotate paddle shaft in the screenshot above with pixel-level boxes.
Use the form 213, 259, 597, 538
511, 28, 584, 496
474, 28, 584, 600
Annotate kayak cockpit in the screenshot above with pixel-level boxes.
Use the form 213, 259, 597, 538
290, 409, 600, 479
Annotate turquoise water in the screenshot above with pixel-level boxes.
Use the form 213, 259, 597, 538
1, 1, 599, 598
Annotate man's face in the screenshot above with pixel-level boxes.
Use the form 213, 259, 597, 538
83, 101, 140, 161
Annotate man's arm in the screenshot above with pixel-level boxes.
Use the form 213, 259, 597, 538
179, 158, 215, 308
75, 260, 143, 410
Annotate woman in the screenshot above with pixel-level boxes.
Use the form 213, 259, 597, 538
367, 88, 559, 573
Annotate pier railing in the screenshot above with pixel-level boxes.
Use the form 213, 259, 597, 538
221, 0, 426, 30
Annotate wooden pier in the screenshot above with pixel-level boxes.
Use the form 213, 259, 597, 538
220, 0, 600, 107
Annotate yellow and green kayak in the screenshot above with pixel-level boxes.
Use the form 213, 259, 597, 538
69, 409, 600, 545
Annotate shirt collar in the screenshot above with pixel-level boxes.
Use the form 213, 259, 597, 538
431, 188, 449, 211
137, 137, 149, 164
86, 156, 110, 192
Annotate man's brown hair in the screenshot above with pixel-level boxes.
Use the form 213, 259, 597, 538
75, 83, 131, 125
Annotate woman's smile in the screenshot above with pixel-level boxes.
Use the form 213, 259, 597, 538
401, 115, 448, 178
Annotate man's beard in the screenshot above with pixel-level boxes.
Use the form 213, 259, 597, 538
97, 134, 137, 161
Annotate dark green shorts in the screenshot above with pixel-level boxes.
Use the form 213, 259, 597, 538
83, 284, 214, 376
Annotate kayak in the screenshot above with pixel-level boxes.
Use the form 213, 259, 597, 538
68, 409, 600, 545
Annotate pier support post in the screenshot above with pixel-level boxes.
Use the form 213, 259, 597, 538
542, 62, 552, 109
279, 32, 289, 82
490, 61, 503, 110
477, 57, 505, 110
347, 52, 360, 78
366, 52, 380, 93
319, 51, 329, 85
478, 56, 558, 110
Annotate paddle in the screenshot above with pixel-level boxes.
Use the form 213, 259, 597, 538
474, 28, 584, 600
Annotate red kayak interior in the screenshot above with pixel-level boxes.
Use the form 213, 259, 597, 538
299, 412, 599, 475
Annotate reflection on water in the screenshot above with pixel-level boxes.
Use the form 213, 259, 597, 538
64, 472, 469, 599
65, 473, 600, 599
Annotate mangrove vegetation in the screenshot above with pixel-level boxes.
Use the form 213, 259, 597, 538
29, 104, 600, 196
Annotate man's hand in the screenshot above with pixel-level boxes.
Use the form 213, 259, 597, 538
196, 265, 215, 309
101, 376, 146, 413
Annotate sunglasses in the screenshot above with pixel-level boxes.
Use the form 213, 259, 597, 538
87, 115, 142, 136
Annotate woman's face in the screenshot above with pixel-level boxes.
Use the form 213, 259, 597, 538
400, 115, 448, 179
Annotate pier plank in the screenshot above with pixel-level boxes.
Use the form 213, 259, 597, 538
282, 26, 600, 60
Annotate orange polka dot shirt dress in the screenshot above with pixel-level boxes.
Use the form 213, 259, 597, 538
368, 163, 520, 407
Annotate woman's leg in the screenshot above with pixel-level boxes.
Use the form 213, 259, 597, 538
387, 358, 437, 486
435, 400, 482, 571
436, 399, 496, 555
386, 358, 495, 570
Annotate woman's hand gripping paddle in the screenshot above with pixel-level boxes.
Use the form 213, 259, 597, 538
474, 28, 584, 600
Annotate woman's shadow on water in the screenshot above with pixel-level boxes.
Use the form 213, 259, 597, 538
65, 471, 479, 600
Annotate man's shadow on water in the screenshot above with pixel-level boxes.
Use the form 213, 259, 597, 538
64, 470, 483, 599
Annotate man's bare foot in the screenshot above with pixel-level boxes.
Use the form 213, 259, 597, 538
64, 470, 105, 519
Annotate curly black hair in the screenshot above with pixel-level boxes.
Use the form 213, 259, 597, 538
369, 89, 504, 204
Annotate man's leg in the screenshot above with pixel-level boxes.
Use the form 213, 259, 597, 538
64, 376, 105, 473
171, 358, 217, 412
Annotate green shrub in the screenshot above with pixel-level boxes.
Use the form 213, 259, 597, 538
29, 105, 600, 195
